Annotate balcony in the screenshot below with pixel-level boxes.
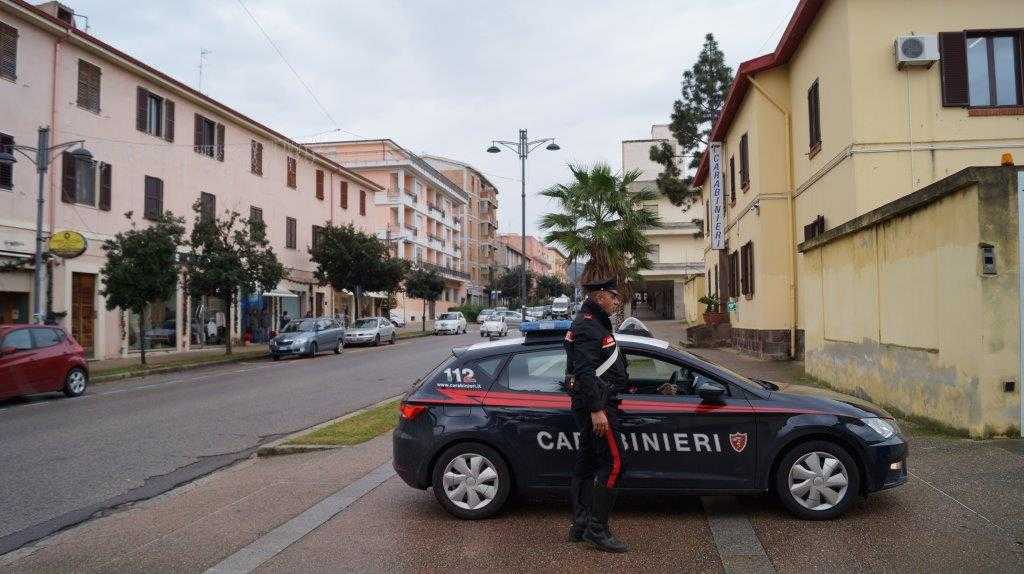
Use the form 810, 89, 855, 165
416, 261, 470, 281
404, 224, 419, 237
375, 191, 400, 206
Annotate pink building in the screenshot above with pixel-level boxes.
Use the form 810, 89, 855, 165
0, 0, 381, 359
305, 140, 469, 322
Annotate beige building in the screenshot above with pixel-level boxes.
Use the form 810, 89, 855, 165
0, 0, 381, 359
692, 0, 1023, 435
423, 155, 499, 305
544, 245, 568, 283
622, 125, 705, 321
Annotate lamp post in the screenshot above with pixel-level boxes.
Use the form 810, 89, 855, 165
0, 126, 93, 323
487, 129, 559, 319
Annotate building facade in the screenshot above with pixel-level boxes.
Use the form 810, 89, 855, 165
305, 140, 469, 322
500, 234, 552, 279
692, 0, 1023, 435
0, 0, 380, 359
622, 125, 705, 321
422, 155, 499, 305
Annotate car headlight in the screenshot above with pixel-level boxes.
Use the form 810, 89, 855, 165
862, 417, 898, 439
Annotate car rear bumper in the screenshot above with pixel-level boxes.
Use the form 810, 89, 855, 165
393, 424, 432, 489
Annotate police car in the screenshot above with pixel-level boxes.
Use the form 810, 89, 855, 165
393, 321, 908, 521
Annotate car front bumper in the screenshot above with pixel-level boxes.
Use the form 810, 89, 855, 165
862, 435, 909, 492
344, 333, 377, 344
270, 340, 310, 355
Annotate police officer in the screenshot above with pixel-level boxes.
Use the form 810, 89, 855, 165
564, 278, 629, 553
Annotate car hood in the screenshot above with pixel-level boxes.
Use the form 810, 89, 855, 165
273, 332, 312, 342
347, 328, 378, 334
767, 381, 893, 418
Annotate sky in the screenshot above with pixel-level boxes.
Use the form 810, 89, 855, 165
67, 0, 800, 236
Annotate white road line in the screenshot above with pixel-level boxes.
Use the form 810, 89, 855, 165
909, 472, 1013, 539
701, 496, 776, 574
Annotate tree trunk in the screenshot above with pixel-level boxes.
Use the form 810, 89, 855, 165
225, 294, 233, 356
421, 300, 426, 332
139, 303, 148, 366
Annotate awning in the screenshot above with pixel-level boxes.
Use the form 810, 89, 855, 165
364, 291, 388, 299
262, 287, 299, 298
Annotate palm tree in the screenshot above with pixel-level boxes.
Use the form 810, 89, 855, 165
540, 162, 661, 295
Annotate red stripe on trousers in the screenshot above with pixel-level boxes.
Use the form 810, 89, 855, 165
604, 422, 622, 488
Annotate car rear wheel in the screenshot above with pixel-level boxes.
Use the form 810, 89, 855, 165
432, 442, 511, 520
390, 332, 397, 345
775, 440, 860, 520
63, 368, 87, 397
307, 342, 318, 358
374, 334, 381, 346
334, 339, 344, 354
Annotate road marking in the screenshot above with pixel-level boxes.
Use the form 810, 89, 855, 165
205, 462, 395, 573
909, 472, 1015, 540
701, 496, 776, 574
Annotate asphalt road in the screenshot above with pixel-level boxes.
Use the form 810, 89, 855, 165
0, 330, 478, 554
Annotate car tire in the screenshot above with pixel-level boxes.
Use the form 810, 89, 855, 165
432, 442, 512, 520
775, 440, 860, 520
63, 367, 87, 397
334, 339, 344, 354
374, 334, 381, 346
390, 332, 397, 345
272, 353, 280, 361
307, 342, 318, 358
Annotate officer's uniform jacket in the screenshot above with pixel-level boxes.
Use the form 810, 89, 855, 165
564, 299, 629, 412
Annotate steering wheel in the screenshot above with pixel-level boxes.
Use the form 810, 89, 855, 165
668, 370, 679, 387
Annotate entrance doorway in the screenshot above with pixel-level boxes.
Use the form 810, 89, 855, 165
0, 292, 29, 324
633, 281, 675, 320
72, 272, 96, 357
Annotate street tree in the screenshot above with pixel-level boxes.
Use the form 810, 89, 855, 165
405, 267, 445, 332
540, 162, 660, 302
497, 266, 534, 307
535, 274, 569, 301
99, 211, 185, 365
185, 200, 286, 356
650, 33, 733, 206
308, 223, 408, 321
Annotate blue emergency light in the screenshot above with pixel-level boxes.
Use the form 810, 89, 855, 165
519, 320, 572, 334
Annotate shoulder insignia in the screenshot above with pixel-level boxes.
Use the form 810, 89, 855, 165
583, 314, 593, 320
564, 330, 575, 342
601, 335, 615, 349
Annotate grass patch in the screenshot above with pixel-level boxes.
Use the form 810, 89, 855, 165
92, 348, 267, 378
287, 399, 401, 446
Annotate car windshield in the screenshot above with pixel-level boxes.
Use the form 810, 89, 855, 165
351, 319, 378, 329
438, 313, 457, 320
282, 319, 317, 333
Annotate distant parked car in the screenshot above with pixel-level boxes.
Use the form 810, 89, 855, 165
0, 324, 88, 401
345, 317, 397, 346
479, 315, 509, 338
270, 317, 345, 360
498, 310, 524, 328
434, 312, 467, 335
527, 306, 547, 320
476, 308, 497, 323
551, 295, 571, 318
389, 312, 407, 328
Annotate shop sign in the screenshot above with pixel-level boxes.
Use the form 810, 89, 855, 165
48, 230, 87, 259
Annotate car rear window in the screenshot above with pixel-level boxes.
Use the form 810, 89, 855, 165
30, 328, 62, 348
2, 329, 33, 350
503, 349, 566, 393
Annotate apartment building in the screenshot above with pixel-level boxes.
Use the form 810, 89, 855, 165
423, 155, 499, 305
500, 234, 552, 278
305, 140, 469, 322
622, 124, 705, 321
0, 0, 380, 359
692, 0, 1023, 435
544, 245, 568, 283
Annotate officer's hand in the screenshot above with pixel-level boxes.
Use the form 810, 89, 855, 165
657, 383, 678, 396
591, 410, 609, 437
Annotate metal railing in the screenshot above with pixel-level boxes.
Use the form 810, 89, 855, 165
416, 261, 470, 280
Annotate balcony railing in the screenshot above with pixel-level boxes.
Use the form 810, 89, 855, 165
404, 224, 419, 236
416, 261, 470, 281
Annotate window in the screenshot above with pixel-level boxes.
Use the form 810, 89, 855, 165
193, 114, 223, 160
729, 156, 736, 202
61, 152, 111, 210
740, 241, 754, 297
286, 157, 297, 188
340, 181, 349, 209
135, 87, 173, 141
249, 205, 263, 227
76, 59, 101, 113
728, 251, 740, 298
649, 244, 660, 263
30, 328, 61, 348
807, 80, 822, 152
359, 189, 366, 215
738, 133, 749, 189
285, 217, 297, 249
1, 20, 18, 81
144, 176, 163, 220
250, 140, 263, 175
504, 349, 566, 392
315, 169, 324, 200
312, 224, 325, 250
624, 352, 686, 393
199, 192, 216, 223
941, 31, 1023, 108
2, 328, 32, 351
0, 132, 12, 190
803, 215, 825, 242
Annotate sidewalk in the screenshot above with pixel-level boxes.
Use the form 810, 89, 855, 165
90, 345, 270, 382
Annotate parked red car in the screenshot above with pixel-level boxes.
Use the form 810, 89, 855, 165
0, 324, 89, 401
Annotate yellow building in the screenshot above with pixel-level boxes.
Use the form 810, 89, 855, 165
693, 0, 1023, 436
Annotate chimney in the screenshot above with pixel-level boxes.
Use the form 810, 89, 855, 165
36, 1, 77, 28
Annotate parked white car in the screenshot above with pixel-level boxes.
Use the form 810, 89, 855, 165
389, 311, 406, 327
344, 317, 397, 346
479, 315, 509, 338
434, 312, 467, 335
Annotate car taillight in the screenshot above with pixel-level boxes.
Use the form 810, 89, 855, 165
399, 403, 427, 420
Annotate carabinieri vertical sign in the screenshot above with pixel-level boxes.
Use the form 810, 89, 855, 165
709, 142, 725, 250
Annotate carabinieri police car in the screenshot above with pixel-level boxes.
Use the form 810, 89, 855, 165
393, 321, 908, 521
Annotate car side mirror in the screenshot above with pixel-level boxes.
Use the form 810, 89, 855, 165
1, 346, 17, 356
697, 380, 726, 402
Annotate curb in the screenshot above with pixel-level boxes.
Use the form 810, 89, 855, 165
256, 394, 404, 457
91, 351, 269, 384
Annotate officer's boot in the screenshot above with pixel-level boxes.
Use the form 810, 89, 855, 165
582, 484, 629, 553
568, 477, 592, 542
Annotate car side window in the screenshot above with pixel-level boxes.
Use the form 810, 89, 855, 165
3, 329, 33, 351
434, 356, 504, 390
30, 328, 61, 348
624, 351, 727, 397
504, 349, 566, 393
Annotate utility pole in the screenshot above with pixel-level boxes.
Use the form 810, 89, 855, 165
197, 48, 211, 92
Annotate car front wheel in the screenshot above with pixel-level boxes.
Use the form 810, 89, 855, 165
334, 339, 344, 354
390, 332, 397, 344
307, 342, 318, 358
374, 334, 381, 346
432, 442, 511, 520
775, 440, 860, 520
63, 368, 87, 397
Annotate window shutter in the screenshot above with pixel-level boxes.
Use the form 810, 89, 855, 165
164, 100, 175, 142
359, 189, 366, 215
739, 134, 749, 187
939, 31, 969, 107
77, 60, 100, 112
315, 169, 324, 200
0, 21, 16, 81
193, 114, 202, 153
98, 162, 111, 211
136, 87, 147, 132
748, 242, 755, 295
61, 152, 76, 203
0, 133, 12, 189
340, 181, 348, 209
216, 123, 225, 162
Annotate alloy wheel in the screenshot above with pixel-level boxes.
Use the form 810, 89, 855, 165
442, 453, 499, 510
68, 370, 86, 394
788, 451, 849, 511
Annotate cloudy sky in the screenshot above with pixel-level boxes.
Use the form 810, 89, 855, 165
69, 0, 799, 235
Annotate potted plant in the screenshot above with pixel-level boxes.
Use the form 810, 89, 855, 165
698, 293, 727, 326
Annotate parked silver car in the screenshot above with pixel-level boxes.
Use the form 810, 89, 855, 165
344, 316, 397, 346
269, 317, 345, 360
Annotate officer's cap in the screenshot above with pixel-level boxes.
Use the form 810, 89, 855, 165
582, 278, 618, 293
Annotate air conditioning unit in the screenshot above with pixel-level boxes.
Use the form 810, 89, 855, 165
895, 35, 939, 69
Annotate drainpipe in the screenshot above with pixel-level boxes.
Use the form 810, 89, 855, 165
747, 76, 798, 359
1017, 168, 1024, 437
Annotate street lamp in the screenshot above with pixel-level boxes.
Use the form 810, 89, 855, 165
486, 129, 560, 319
0, 127, 92, 323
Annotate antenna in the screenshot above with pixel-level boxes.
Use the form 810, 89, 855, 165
197, 48, 212, 92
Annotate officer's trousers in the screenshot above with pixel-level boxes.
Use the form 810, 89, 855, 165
570, 402, 623, 489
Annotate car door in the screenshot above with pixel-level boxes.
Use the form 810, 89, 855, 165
382, 318, 395, 338
0, 328, 38, 399
29, 327, 67, 392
